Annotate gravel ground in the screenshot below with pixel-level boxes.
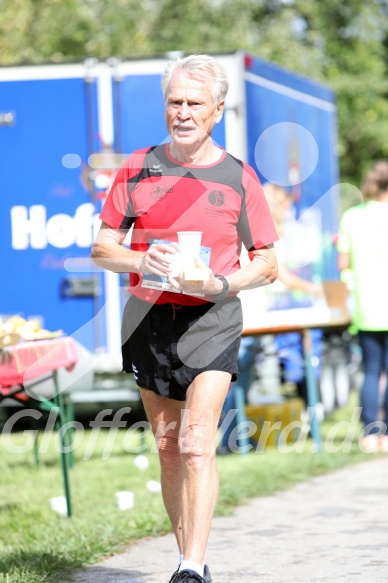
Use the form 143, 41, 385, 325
68, 456, 388, 583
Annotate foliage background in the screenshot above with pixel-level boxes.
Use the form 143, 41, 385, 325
0, 0, 387, 208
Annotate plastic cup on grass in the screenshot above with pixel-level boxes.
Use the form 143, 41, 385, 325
115, 491, 135, 511
134, 454, 149, 470
146, 480, 162, 493
49, 496, 67, 516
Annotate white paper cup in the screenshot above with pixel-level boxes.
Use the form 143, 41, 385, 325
49, 495, 68, 516
177, 231, 202, 272
115, 491, 135, 511
134, 454, 149, 470
177, 232, 202, 260
146, 480, 162, 493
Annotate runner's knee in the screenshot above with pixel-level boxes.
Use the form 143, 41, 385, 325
157, 434, 180, 467
180, 422, 214, 462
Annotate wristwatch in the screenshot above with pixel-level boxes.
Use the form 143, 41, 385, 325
212, 274, 230, 301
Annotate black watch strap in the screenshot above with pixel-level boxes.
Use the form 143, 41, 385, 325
212, 274, 230, 301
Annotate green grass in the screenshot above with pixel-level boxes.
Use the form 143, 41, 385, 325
0, 394, 375, 582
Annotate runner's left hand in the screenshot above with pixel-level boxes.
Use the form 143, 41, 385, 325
167, 258, 222, 296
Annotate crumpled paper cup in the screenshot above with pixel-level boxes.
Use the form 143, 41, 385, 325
146, 480, 162, 493
49, 495, 68, 516
115, 491, 135, 510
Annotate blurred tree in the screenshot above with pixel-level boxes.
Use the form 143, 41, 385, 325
285, 0, 388, 199
147, 0, 255, 53
0, 0, 387, 200
0, 0, 154, 64
147, 0, 388, 196
0, 0, 93, 64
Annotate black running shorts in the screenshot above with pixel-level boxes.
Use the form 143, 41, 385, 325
121, 295, 243, 401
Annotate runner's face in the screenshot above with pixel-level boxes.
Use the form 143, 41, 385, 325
165, 70, 224, 150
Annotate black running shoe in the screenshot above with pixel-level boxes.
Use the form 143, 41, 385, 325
203, 565, 212, 583
169, 565, 211, 583
168, 567, 180, 583
174, 570, 204, 582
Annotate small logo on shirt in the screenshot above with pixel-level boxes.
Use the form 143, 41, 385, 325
150, 185, 173, 200
208, 190, 225, 206
149, 164, 163, 176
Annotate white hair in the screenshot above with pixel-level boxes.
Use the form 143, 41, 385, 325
161, 54, 229, 106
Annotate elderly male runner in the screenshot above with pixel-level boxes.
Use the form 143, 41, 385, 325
91, 54, 278, 583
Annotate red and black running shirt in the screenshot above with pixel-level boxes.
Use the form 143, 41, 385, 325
99, 144, 278, 306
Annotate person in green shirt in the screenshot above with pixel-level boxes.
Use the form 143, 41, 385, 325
337, 160, 388, 453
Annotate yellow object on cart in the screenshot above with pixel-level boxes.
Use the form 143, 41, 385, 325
245, 398, 304, 448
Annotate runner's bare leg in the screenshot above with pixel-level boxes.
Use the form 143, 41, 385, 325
180, 370, 231, 563
140, 388, 186, 553
140, 371, 230, 563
